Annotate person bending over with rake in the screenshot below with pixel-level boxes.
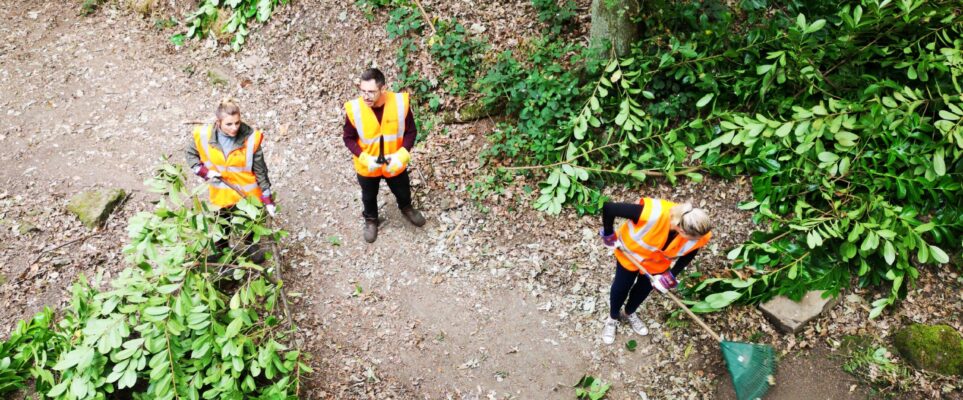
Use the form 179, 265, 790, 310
598, 197, 712, 344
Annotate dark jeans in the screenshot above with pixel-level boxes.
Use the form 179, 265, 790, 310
609, 260, 688, 319
212, 207, 263, 263
357, 170, 412, 220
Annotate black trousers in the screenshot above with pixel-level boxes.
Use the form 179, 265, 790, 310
212, 207, 263, 263
609, 260, 688, 319
357, 170, 412, 220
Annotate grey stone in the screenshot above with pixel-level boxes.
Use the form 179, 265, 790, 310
469, 23, 486, 35
51, 257, 70, 268
440, 198, 457, 211
66, 189, 126, 228
759, 290, 840, 334
17, 221, 39, 235
582, 297, 596, 313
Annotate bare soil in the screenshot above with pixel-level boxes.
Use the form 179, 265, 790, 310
1, 1, 960, 399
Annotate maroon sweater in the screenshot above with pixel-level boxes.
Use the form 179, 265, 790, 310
343, 105, 417, 157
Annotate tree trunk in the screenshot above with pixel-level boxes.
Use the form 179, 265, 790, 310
590, 0, 642, 57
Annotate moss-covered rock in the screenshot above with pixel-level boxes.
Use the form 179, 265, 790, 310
17, 221, 39, 235
892, 323, 963, 376
67, 189, 126, 229
439, 98, 501, 124
125, 0, 156, 17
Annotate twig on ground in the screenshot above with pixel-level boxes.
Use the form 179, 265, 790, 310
413, 0, 437, 35
446, 221, 464, 245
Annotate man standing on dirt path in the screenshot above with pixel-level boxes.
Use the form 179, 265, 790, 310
343, 68, 426, 243
186, 97, 276, 262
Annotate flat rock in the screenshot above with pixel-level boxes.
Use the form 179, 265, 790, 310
17, 220, 39, 235
66, 189, 126, 228
759, 290, 839, 334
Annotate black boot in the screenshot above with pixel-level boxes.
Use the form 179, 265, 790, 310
363, 218, 379, 243
401, 207, 426, 227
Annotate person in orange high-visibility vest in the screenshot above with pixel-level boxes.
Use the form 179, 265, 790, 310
343, 68, 425, 243
598, 198, 713, 345
186, 98, 275, 262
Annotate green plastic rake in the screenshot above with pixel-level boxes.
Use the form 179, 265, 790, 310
619, 245, 776, 400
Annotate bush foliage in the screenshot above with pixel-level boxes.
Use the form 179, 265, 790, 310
365, 0, 963, 317
540, 0, 962, 316
0, 164, 308, 398
171, 0, 289, 51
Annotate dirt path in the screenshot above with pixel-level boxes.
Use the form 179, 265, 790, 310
3, 1, 948, 399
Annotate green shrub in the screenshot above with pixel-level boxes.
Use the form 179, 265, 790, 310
0, 164, 309, 398
531, 0, 577, 35
173, 0, 289, 51
557, 0, 962, 315
429, 19, 488, 97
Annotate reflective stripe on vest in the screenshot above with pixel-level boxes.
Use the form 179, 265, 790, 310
675, 238, 702, 259
199, 126, 256, 173
351, 92, 406, 145
615, 197, 711, 274
193, 125, 263, 208
351, 99, 366, 143
623, 199, 663, 253
210, 180, 258, 192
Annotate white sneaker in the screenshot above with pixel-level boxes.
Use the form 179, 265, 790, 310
601, 317, 618, 344
624, 312, 649, 336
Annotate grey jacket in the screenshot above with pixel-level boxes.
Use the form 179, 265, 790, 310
185, 123, 272, 196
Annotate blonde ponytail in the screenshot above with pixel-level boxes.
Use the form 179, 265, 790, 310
215, 97, 241, 119
674, 203, 711, 238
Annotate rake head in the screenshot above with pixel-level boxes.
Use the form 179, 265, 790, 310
721, 341, 776, 400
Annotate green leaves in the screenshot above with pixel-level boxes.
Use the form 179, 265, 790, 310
929, 245, 950, 264
0, 163, 305, 399
795, 14, 826, 35
691, 291, 743, 313
179, 0, 288, 51
53, 347, 96, 372
574, 375, 611, 400
696, 93, 714, 108
534, 164, 594, 215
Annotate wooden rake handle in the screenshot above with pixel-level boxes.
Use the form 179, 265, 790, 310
617, 243, 723, 342
213, 177, 292, 325
212, 176, 247, 198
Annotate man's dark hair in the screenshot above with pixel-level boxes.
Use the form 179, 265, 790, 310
360, 68, 386, 87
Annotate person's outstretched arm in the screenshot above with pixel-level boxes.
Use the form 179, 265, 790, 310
602, 201, 644, 235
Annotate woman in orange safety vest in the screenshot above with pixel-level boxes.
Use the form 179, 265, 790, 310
598, 198, 712, 345
186, 98, 275, 262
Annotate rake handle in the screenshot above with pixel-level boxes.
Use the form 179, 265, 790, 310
212, 176, 247, 198
618, 245, 723, 343
213, 178, 292, 325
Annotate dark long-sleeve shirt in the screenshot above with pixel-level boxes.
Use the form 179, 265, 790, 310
342, 105, 417, 157
602, 201, 698, 269
185, 123, 272, 195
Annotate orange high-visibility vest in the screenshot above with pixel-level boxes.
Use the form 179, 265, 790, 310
193, 125, 264, 208
344, 92, 410, 178
614, 197, 712, 274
